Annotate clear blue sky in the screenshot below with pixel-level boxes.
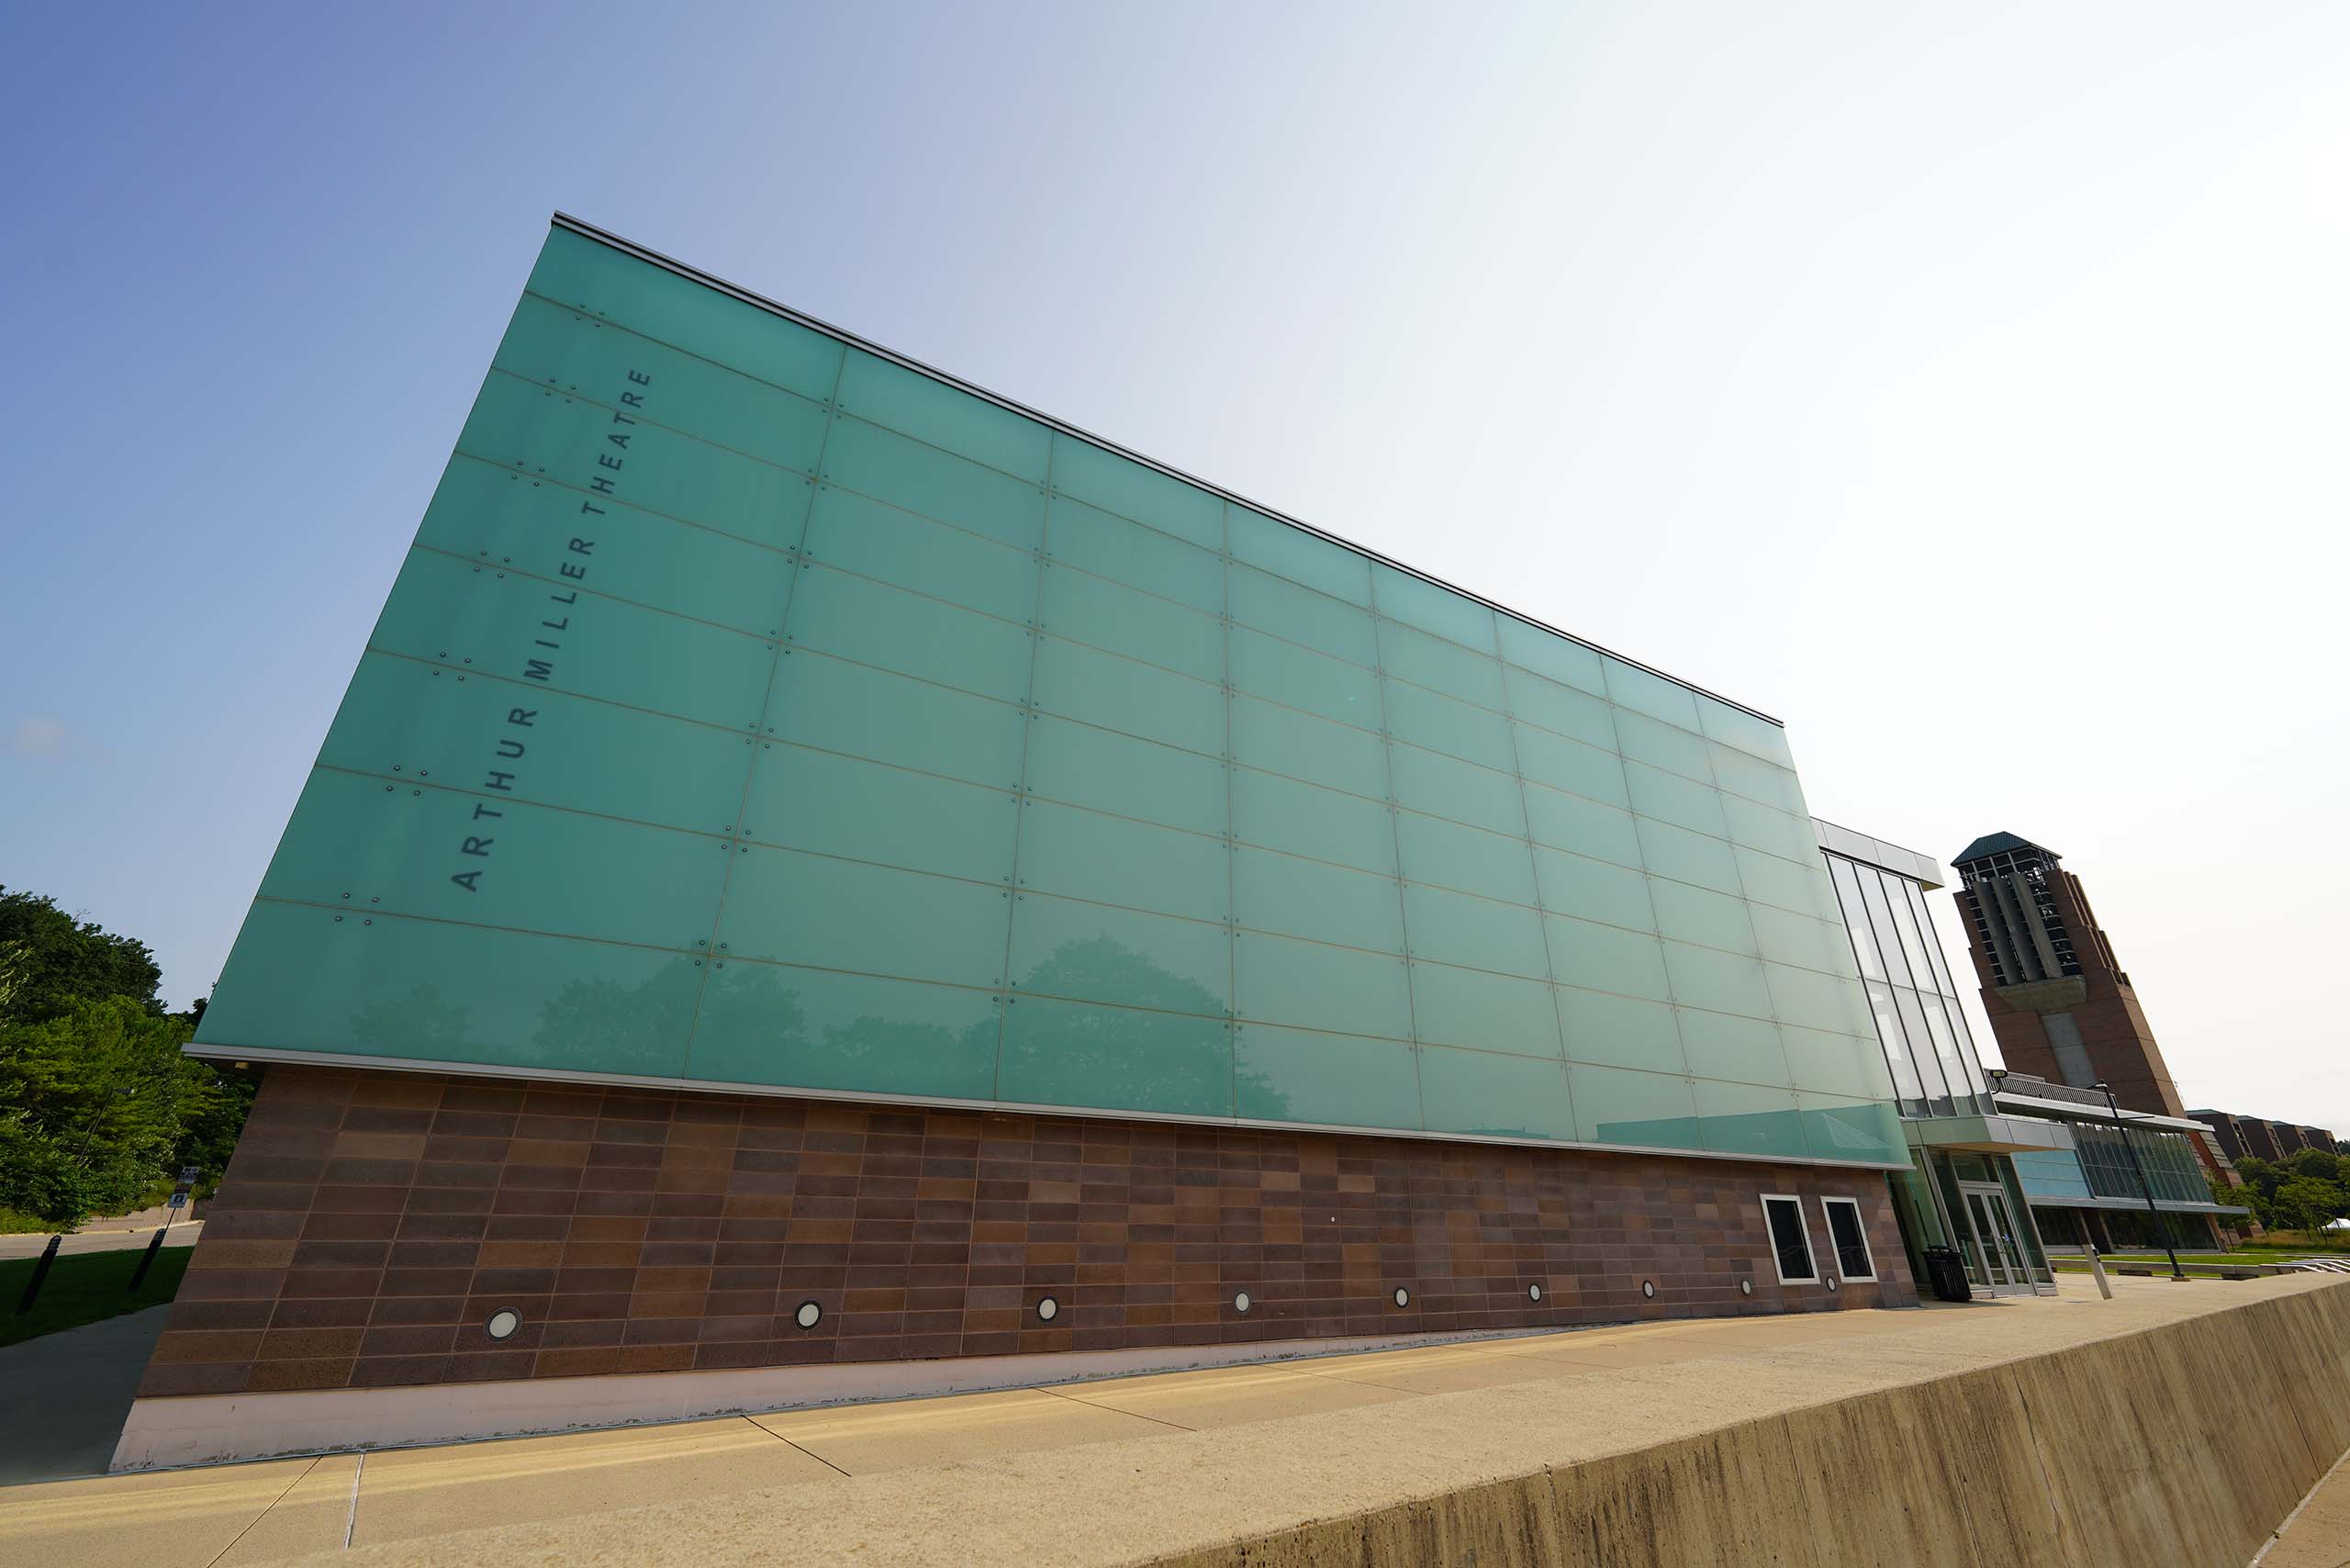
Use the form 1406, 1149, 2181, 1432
5, 2, 2346, 1126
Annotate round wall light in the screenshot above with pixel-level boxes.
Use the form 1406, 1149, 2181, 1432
485, 1308, 520, 1341
1036, 1295, 1059, 1322
1234, 1292, 1251, 1314
1528, 1283, 1544, 1303
1640, 1280, 1657, 1299
1392, 1287, 1411, 1308
794, 1300, 822, 1330
1828, 1276, 1841, 1293
1740, 1280, 1753, 1296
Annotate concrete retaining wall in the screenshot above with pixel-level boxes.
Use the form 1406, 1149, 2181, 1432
1160, 1282, 2350, 1567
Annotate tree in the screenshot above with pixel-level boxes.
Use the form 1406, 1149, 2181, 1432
2266, 1176, 2346, 1235
0, 888, 163, 1023
0, 997, 220, 1225
2284, 1147, 2342, 1185
0, 889, 253, 1226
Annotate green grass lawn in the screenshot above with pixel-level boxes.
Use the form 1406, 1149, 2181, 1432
0, 1244, 192, 1348
2049, 1251, 2337, 1271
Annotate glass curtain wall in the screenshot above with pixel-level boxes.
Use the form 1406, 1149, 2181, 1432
1825, 853, 1989, 1119
195, 222, 1906, 1166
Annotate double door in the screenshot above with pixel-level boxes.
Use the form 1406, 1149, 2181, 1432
1955, 1181, 2035, 1294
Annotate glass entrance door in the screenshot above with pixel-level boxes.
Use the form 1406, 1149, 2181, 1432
1960, 1183, 2032, 1294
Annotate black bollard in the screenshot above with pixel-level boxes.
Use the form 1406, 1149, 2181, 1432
128, 1225, 171, 1293
15, 1234, 62, 1315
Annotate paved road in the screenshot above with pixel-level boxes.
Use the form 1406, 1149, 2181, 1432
0, 1304, 171, 1484
0, 1223, 202, 1260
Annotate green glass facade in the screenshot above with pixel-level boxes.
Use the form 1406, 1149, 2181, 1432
193, 218, 1903, 1166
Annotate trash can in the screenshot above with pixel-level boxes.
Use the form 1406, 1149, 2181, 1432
1921, 1245, 1972, 1303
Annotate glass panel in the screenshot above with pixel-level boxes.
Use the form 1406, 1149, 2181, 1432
260, 771, 730, 954
1234, 848, 1404, 953
767, 651, 1025, 791
1227, 564, 1377, 666
718, 846, 1011, 990
1662, 941, 1775, 1019
1892, 987, 1953, 1107
1695, 1080, 1807, 1159
1625, 761, 1729, 838
1005, 892, 1230, 1015
1522, 785, 1642, 868
1611, 710, 1715, 783
457, 368, 811, 548
1747, 902, 1856, 978
1410, 961, 1563, 1057
1375, 619, 1505, 707
1708, 744, 1808, 815
1734, 846, 1840, 920
1532, 846, 1654, 931
1779, 1025, 1896, 1099
1000, 997, 1232, 1117
1497, 615, 1606, 695
1230, 624, 1382, 727
740, 745, 1019, 887
1720, 794, 1819, 862
1371, 564, 1496, 651
1503, 666, 1617, 750
371, 550, 775, 731
687, 964, 1000, 1101
1765, 962, 1877, 1037
1675, 1009, 1787, 1083
1419, 1047, 1576, 1141
1546, 915, 1671, 1000
1025, 715, 1226, 837
1827, 857, 1880, 976
1764, 1197, 1819, 1281
496, 295, 831, 476
1798, 1094, 1907, 1165
1648, 879, 1758, 956
1042, 565, 1221, 682
527, 228, 844, 399
319, 651, 755, 835
1917, 997, 1977, 1112
821, 418, 1044, 551
1382, 681, 1516, 771
1017, 801, 1227, 924
836, 347, 1051, 481
1234, 1025, 1421, 1130
200, 902, 698, 1079
1050, 435, 1225, 548
1046, 497, 1223, 613
1558, 987, 1686, 1072
1395, 812, 1536, 904
785, 565, 1033, 702
1405, 884, 1550, 980
1600, 656, 1701, 732
1389, 745, 1526, 836
1227, 505, 1371, 605
1233, 932, 1413, 1040
800, 486, 1037, 622
1230, 695, 1389, 799
1696, 695, 1796, 769
1570, 1065, 1700, 1151
1231, 768, 1395, 874
1634, 817, 1742, 895
1032, 635, 1224, 755
1511, 725, 1629, 809
417, 458, 798, 637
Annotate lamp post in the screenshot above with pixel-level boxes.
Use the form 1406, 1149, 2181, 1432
2096, 1081, 2188, 1281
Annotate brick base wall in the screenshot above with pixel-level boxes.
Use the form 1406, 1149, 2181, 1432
140, 1066, 1916, 1398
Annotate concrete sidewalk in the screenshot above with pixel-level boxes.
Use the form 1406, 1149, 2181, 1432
0, 1273, 2342, 1566
0, 1305, 173, 1484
